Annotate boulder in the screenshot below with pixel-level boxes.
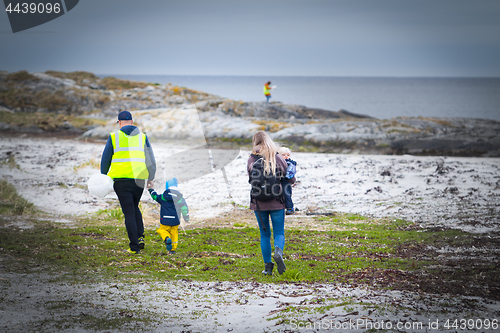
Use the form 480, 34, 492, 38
0, 106, 13, 113
32, 73, 76, 87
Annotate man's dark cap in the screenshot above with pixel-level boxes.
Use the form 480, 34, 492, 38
118, 111, 133, 121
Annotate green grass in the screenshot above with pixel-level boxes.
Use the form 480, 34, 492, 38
0, 206, 498, 332
5, 70, 39, 82
44, 70, 99, 86
0, 211, 484, 286
100, 76, 149, 90
0, 111, 107, 131
0, 180, 35, 215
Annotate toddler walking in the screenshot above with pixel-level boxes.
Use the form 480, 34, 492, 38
148, 178, 189, 253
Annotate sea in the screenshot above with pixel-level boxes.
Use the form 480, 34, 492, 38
107, 75, 500, 121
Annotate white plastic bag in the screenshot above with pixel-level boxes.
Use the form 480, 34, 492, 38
88, 174, 114, 197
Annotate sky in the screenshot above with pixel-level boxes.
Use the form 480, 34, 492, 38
1, 0, 500, 77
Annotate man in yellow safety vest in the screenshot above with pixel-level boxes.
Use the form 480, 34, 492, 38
101, 111, 156, 254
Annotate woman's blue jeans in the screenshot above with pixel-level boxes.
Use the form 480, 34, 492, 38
254, 209, 285, 263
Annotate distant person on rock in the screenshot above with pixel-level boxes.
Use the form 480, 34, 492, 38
101, 111, 156, 254
278, 147, 297, 215
248, 131, 295, 276
264, 81, 273, 103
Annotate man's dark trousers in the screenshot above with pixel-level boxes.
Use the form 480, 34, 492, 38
114, 179, 145, 252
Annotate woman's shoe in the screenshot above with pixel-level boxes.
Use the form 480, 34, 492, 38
261, 262, 274, 275
273, 246, 286, 275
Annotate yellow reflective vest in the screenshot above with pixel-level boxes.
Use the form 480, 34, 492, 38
107, 130, 149, 180
263, 84, 271, 96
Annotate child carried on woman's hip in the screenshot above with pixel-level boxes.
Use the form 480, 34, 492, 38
278, 147, 297, 215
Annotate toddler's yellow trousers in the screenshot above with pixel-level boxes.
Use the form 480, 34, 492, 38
156, 225, 179, 251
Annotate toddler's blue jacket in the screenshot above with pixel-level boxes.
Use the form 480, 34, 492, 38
149, 188, 189, 226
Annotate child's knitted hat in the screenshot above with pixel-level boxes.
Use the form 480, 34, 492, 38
166, 177, 178, 190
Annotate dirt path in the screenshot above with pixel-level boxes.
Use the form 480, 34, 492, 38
2, 265, 499, 333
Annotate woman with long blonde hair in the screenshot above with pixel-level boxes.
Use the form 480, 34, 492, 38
247, 131, 295, 275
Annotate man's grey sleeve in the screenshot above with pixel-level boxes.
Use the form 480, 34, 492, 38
145, 137, 156, 180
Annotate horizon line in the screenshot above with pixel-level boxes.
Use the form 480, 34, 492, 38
98, 73, 500, 79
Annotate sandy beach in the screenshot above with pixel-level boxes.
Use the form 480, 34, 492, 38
1, 135, 498, 233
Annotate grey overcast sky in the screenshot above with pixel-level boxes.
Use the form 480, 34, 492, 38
1, 0, 500, 77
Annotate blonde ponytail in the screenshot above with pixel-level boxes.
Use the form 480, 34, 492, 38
252, 131, 279, 175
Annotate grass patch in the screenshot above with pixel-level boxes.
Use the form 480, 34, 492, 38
6, 70, 39, 82
0, 88, 76, 112
0, 111, 107, 131
45, 70, 99, 86
72, 157, 100, 172
251, 120, 294, 133
417, 116, 453, 127
0, 180, 35, 215
0, 155, 20, 169
1, 210, 498, 301
101, 76, 149, 90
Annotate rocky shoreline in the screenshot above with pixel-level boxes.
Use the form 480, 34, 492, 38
1, 70, 499, 156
